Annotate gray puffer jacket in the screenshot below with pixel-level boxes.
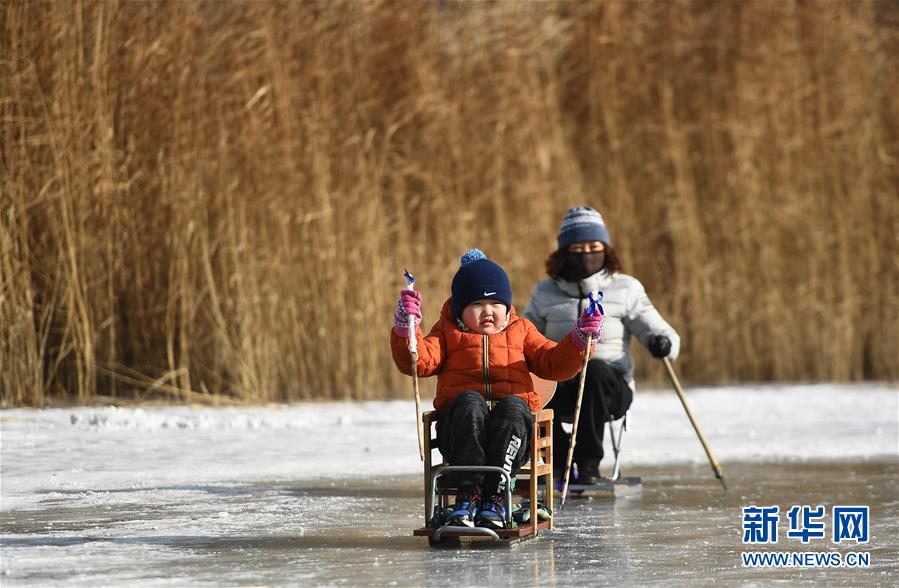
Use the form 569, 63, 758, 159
523, 270, 680, 391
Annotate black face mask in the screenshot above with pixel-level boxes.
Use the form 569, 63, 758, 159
560, 251, 605, 282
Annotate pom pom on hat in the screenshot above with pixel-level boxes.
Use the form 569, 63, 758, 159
451, 249, 512, 321
460, 248, 487, 266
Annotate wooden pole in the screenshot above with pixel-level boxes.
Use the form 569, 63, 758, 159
402, 270, 424, 462
408, 317, 424, 462
662, 357, 727, 490
559, 333, 593, 506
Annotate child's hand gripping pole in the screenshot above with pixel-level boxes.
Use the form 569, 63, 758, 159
560, 291, 604, 506
404, 269, 425, 462
404, 270, 419, 360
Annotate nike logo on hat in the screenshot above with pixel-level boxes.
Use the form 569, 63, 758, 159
484, 291, 496, 296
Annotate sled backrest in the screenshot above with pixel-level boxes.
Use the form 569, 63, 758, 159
530, 373, 557, 408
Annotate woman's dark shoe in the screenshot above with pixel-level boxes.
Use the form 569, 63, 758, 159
575, 459, 603, 485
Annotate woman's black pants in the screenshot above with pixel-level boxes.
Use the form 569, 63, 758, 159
546, 359, 632, 465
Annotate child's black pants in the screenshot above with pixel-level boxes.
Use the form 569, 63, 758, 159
436, 391, 532, 498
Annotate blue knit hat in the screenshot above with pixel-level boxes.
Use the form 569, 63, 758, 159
557, 206, 611, 249
451, 249, 512, 321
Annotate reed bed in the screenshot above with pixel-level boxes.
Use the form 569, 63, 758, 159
1, 0, 896, 406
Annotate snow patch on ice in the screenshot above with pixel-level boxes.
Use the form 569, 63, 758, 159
2, 385, 896, 513
62, 403, 377, 432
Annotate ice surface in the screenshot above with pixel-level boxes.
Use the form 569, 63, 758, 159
1, 383, 897, 585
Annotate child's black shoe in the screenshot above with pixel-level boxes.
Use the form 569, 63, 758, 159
475, 496, 507, 529
446, 489, 480, 528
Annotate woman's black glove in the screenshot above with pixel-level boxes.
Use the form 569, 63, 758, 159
647, 334, 671, 358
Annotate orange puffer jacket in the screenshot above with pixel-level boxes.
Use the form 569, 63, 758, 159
390, 298, 585, 414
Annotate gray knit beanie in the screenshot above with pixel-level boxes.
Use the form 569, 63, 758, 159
557, 206, 611, 249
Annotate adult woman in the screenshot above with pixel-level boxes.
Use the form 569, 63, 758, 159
523, 206, 681, 483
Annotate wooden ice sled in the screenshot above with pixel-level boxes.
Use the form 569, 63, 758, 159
413, 375, 557, 546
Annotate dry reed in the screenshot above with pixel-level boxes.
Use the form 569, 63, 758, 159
1, 0, 897, 406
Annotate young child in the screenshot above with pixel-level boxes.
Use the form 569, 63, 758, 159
390, 249, 602, 529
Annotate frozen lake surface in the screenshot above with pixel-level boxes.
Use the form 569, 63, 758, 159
2, 383, 897, 585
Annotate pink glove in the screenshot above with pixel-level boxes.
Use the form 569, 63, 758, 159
393, 289, 422, 337
569, 307, 603, 351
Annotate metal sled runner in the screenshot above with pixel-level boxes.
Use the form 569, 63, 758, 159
413, 408, 555, 546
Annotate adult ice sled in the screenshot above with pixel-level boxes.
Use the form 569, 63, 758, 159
413, 375, 557, 546
561, 412, 642, 498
